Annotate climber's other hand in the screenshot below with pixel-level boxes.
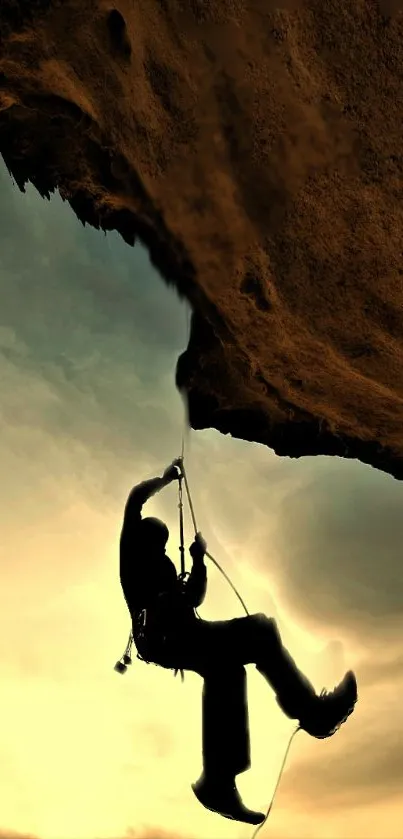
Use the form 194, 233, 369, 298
190, 531, 207, 560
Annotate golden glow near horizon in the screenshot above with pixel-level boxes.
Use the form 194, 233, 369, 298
1, 165, 403, 839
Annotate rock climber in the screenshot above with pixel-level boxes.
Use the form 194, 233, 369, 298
119, 459, 358, 826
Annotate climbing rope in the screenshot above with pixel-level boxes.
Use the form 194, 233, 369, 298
114, 405, 299, 831
179, 435, 250, 617
251, 724, 300, 839
178, 472, 186, 578
179, 432, 299, 836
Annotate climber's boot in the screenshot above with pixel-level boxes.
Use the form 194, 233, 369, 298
192, 773, 265, 825
295, 670, 358, 739
255, 622, 358, 740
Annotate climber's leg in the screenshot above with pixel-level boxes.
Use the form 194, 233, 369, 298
192, 663, 265, 825
202, 664, 250, 779
167, 624, 264, 826
200, 612, 358, 740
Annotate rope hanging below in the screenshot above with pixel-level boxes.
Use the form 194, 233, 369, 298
251, 725, 300, 839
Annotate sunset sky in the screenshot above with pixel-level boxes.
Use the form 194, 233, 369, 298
1, 158, 403, 839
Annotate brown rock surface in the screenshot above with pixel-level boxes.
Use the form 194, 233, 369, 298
0, 0, 402, 477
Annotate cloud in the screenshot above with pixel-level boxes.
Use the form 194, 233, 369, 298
0, 158, 188, 382
359, 653, 403, 689
0, 832, 38, 839
0, 831, 189, 839
1, 164, 188, 362
0, 160, 191, 509
269, 457, 403, 639
284, 705, 403, 811
280, 648, 403, 812
126, 830, 195, 839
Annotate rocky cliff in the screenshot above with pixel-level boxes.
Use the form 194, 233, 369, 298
1, 0, 402, 477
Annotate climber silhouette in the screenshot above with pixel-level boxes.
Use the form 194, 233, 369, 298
119, 460, 358, 826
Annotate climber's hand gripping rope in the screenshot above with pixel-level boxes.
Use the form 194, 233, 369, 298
189, 532, 207, 561
162, 457, 183, 484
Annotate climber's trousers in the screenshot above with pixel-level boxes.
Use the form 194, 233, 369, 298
165, 613, 316, 780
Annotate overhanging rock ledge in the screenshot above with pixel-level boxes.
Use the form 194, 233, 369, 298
1, 0, 402, 478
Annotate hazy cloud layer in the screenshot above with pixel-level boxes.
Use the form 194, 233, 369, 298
283, 673, 403, 810
269, 456, 403, 642
0, 163, 189, 510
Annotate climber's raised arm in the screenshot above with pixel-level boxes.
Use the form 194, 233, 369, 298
122, 459, 182, 530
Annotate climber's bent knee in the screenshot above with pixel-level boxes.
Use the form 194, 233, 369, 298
245, 614, 282, 655
251, 613, 280, 635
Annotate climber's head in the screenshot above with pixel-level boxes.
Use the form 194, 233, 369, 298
140, 516, 169, 552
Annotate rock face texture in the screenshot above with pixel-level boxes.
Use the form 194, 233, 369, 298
0, 0, 402, 478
